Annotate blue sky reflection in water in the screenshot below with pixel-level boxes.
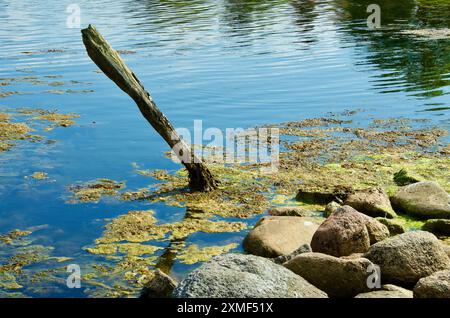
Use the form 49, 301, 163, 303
0, 0, 449, 297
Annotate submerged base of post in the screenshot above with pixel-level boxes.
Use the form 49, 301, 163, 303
187, 163, 219, 192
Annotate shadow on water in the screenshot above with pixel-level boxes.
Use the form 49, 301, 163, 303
289, 0, 319, 41
333, 0, 450, 106
154, 208, 201, 274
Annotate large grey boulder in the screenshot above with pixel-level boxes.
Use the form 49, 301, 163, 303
365, 231, 450, 286
244, 216, 321, 258
422, 219, 450, 236
311, 205, 389, 257
172, 253, 328, 298
355, 284, 413, 298
284, 252, 374, 298
413, 270, 450, 298
344, 187, 397, 219
390, 182, 450, 219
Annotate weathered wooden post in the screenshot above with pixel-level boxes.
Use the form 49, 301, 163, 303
81, 25, 218, 192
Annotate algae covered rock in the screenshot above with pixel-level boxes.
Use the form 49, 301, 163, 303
393, 169, 423, 186
344, 187, 397, 219
296, 186, 351, 204
355, 284, 413, 298
268, 206, 314, 217
413, 270, 450, 298
295, 189, 336, 204
375, 217, 405, 236
422, 219, 450, 236
311, 205, 389, 257
243, 216, 321, 258
364, 231, 450, 286
390, 182, 450, 219
284, 252, 374, 298
324, 201, 341, 217
172, 253, 328, 298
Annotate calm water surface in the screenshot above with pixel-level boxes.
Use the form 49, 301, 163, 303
0, 0, 449, 297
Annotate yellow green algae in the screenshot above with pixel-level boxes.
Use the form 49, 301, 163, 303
0, 108, 80, 152
0, 229, 32, 244
94, 210, 247, 244
85, 243, 161, 257
0, 112, 32, 152
30, 171, 48, 180
79, 252, 161, 297
0, 228, 72, 297
34, 112, 79, 128
67, 179, 126, 203
176, 243, 238, 265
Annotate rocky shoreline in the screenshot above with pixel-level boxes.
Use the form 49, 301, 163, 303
144, 177, 450, 298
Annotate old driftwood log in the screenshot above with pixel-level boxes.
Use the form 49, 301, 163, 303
81, 25, 218, 192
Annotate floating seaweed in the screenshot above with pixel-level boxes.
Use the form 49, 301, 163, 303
0, 113, 33, 152
0, 228, 72, 298
176, 243, 238, 265
94, 210, 247, 244
0, 229, 32, 245
67, 179, 126, 203
30, 172, 48, 180
0, 108, 80, 152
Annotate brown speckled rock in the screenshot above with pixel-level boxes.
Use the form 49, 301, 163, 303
311, 205, 389, 257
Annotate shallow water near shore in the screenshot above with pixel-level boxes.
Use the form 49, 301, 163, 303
0, 0, 449, 297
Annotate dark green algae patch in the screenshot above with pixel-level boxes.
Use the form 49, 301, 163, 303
2, 111, 449, 297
